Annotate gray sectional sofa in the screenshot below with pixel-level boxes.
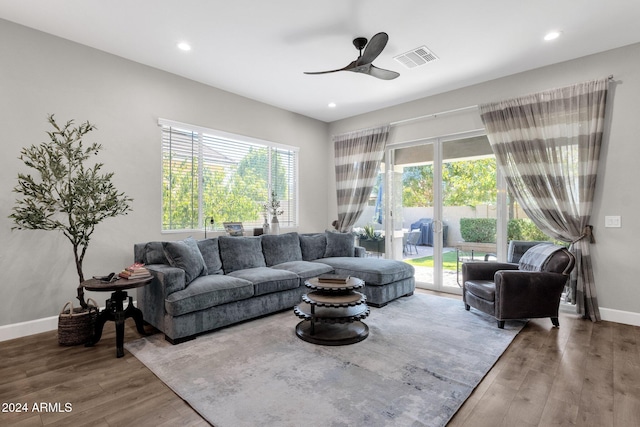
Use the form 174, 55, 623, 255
134, 231, 415, 343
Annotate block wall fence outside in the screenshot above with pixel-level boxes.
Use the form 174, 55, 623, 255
354, 204, 528, 246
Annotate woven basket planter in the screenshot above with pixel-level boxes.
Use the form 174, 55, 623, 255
58, 298, 99, 346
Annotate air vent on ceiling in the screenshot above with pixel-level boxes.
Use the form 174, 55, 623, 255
394, 46, 439, 69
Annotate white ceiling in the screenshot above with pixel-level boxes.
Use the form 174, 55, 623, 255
2, 0, 640, 122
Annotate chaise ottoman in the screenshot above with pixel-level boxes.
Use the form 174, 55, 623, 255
314, 257, 415, 307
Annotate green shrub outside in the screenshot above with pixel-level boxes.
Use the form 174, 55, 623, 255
460, 217, 551, 243
508, 218, 550, 241
459, 218, 496, 243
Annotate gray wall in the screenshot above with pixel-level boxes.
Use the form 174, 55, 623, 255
329, 43, 640, 317
0, 19, 331, 326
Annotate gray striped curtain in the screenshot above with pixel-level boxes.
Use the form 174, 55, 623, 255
333, 126, 389, 232
480, 78, 609, 322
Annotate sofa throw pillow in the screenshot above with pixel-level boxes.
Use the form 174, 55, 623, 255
324, 231, 355, 258
163, 237, 208, 284
197, 238, 224, 275
261, 232, 302, 267
218, 236, 266, 274
518, 243, 559, 272
142, 241, 167, 265
299, 233, 327, 261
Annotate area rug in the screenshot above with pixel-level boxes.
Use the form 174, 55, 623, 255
125, 293, 525, 427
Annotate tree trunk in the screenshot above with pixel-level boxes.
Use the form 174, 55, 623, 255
74, 245, 87, 308
76, 285, 87, 309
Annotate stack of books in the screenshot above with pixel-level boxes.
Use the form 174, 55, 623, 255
119, 262, 152, 280
317, 274, 350, 284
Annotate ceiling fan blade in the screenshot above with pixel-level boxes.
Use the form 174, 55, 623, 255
367, 65, 400, 80
304, 60, 357, 75
303, 69, 342, 75
349, 64, 399, 80
357, 32, 388, 66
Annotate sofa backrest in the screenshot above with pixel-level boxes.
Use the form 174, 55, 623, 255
299, 233, 327, 261
134, 241, 166, 265
135, 239, 223, 272
323, 231, 356, 257
133, 231, 358, 277
197, 238, 224, 275
218, 235, 266, 273
261, 232, 302, 266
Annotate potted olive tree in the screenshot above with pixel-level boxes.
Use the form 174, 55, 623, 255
10, 115, 132, 344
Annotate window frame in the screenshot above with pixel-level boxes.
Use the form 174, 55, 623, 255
159, 118, 299, 233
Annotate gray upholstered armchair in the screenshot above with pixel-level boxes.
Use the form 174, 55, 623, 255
462, 243, 575, 328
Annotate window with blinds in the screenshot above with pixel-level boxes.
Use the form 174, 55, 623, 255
160, 119, 298, 232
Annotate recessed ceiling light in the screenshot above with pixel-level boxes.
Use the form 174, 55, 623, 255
544, 31, 562, 41
328, 102, 337, 108
177, 42, 192, 51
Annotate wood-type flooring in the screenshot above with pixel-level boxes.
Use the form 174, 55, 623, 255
1, 290, 638, 426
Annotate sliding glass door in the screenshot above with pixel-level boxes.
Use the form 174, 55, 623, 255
440, 134, 499, 292
385, 130, 501, 293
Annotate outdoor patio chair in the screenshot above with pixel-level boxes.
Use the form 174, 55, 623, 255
405, 230, 421, 255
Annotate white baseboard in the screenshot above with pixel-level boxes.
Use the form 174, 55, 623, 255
1, 304, 638, 343
0, 315, 59, 342
0, 301, 110, 343
600, 307, 640, 327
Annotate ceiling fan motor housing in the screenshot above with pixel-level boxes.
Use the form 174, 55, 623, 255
353, 37, 368, 52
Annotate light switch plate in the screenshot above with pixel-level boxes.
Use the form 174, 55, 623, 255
604, 216, 621, 228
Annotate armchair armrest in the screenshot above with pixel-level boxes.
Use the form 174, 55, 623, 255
355, 246, 366, 257
494, 270, 569, 320
462, 262, 518, 282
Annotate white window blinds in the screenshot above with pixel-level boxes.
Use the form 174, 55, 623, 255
160, 119, 298, 232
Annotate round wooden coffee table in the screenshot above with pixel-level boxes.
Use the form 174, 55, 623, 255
294, 276, 369, 345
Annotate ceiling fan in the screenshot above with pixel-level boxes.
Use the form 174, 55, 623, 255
304, 32, 400, 80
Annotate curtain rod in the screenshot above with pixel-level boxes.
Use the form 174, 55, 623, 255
390, 105, 479, 127
376, 76, 615, 130
390, 76, 613, 127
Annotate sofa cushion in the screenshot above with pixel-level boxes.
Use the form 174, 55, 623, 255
197, 238, 223, 275
324, 231, 355, 258
165, 274, 254, 317
218, 236, 266, 274
163, 237, 207, 284
315, 257, 414, 286
261, 232, 302, 267
271, 260, 334, 280
141, 241, 167, 265
228, 267, 299, 296
464, 280, 496, 302
299, 233, 327, 261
